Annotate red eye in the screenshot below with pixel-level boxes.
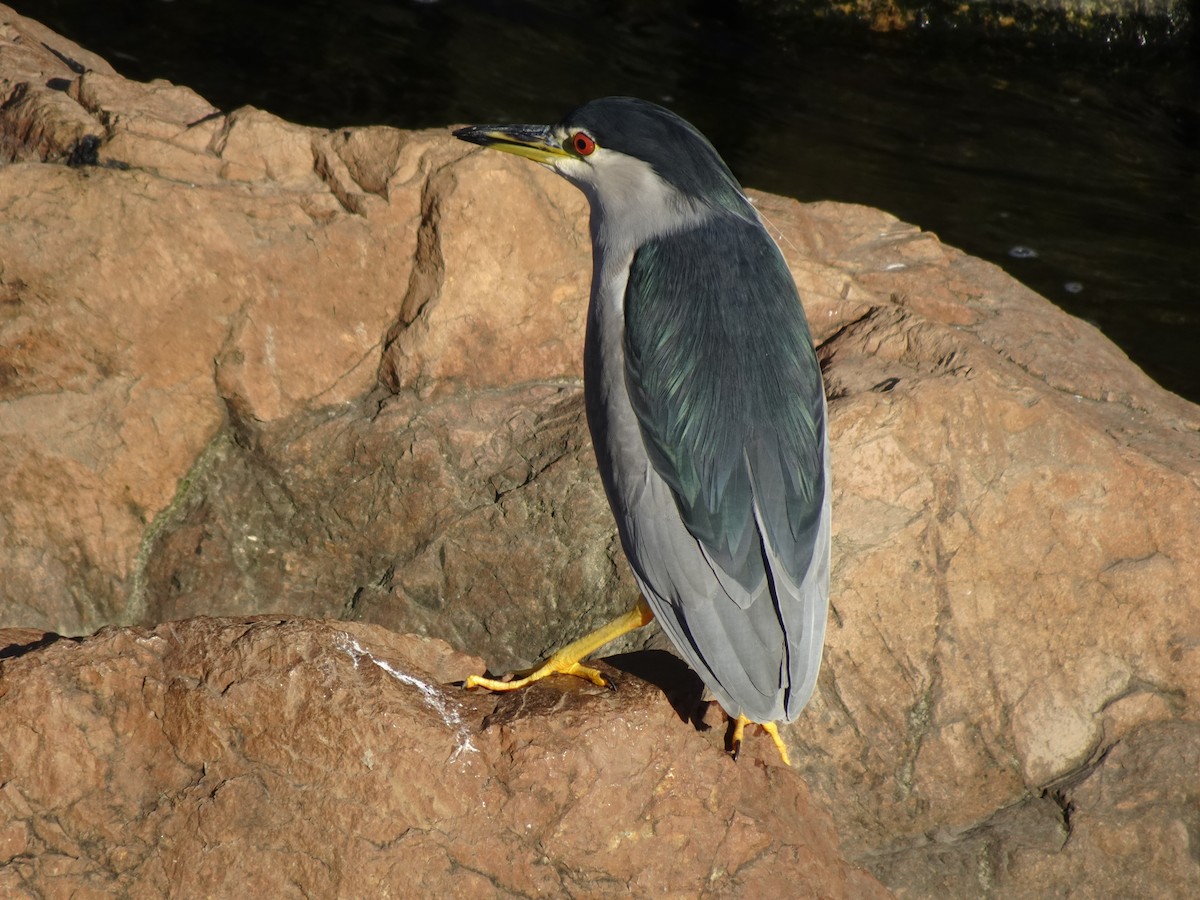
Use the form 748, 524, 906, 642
571, 131, 596, 156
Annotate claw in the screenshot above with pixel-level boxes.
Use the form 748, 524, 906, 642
730, 714, 748, 760
729, 714, 791, 766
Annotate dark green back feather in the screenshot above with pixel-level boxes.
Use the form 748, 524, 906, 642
623, 213, 825, 591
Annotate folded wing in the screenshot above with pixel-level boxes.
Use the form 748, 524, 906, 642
621, 212, 830, 721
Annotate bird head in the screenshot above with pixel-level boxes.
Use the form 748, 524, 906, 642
454, 97, 754, 245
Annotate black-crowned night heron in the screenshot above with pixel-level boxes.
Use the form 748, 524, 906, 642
454, 97, 830, 764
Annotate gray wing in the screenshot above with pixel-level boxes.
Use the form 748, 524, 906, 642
620, 213, 829, 722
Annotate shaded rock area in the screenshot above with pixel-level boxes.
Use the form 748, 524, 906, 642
1, 6, 1198, 897
0, 618, 888, 897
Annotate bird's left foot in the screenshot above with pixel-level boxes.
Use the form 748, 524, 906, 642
730, 714, 792, 766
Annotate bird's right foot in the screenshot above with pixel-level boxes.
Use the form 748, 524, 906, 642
464, 596, 655, 693
466, 656, 610, 691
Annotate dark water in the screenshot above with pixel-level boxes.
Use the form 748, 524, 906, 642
28, 0, 1200, 403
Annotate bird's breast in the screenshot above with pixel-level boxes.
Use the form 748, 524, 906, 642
583, 244, 654, 514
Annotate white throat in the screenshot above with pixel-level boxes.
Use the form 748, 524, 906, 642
552, 150, 710, 258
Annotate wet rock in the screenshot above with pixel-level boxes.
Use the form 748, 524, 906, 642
754, 0, 1191, 48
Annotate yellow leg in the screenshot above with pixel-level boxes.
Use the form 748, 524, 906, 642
761, 721, 792, 767
731, 715, 792, 767
466, 596, 655, 692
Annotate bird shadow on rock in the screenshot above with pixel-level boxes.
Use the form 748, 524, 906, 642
465, 650, 709, 735
0, 631, 79, 660
602, 649, 709, 731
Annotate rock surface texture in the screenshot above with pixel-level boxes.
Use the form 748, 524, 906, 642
2, 6, 1198, 897
0, 618, 886, 897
